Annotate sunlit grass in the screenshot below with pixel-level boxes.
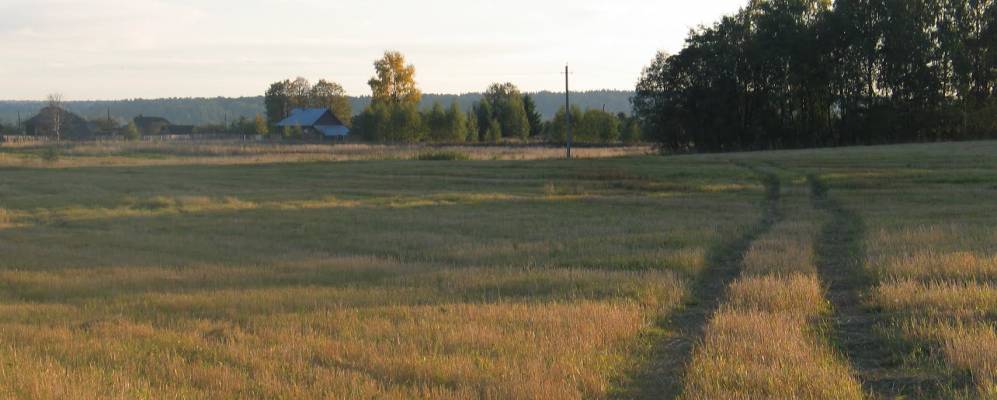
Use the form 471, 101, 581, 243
682, 310, 863, 400
0, 142, 652, 168
681, 186, 862, 400
2, 140, 994, 398
780, 141, 997, 397
874, 279, 996, 318
0, 148, 758, 399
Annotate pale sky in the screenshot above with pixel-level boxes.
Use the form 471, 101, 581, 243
0, 0, 745, 100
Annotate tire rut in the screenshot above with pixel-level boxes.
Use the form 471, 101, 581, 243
614, 165, 781, 400
809, 175, 971, 399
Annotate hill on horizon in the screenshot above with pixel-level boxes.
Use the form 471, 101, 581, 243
0, 91, 633, 127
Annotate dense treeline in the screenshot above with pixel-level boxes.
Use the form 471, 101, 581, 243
346, 51, 643, 144
634, 0, 997, 152
0, 92, 633, 128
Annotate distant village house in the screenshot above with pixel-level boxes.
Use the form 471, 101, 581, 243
276, 108, 349, 140
24, 106, 93, 139
134, 115, 194, 136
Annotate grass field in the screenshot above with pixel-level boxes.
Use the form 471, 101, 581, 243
0, 141, 994, 399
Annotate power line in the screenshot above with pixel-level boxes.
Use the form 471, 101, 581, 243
563, 64, 573, 160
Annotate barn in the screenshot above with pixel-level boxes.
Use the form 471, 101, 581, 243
24, 106, 93, 139
275, 108, 349, 139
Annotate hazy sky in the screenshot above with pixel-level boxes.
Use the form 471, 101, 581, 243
0, 0, 745, 100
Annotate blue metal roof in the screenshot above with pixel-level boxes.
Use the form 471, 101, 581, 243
275, 108, 350, 137
316, 125, 350, 137
275, 108, 329, 127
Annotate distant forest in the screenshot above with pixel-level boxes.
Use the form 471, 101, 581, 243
0, 91, 632, 127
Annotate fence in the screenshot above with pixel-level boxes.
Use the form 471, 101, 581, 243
0, 135, 50, 145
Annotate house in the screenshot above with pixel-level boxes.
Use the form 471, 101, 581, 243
275, 108, 349, 139
134, 115, 171, 135
24, 106, 93, 139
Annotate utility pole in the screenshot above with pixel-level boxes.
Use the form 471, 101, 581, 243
564, 64, 572, 159
17, 112, 21, 134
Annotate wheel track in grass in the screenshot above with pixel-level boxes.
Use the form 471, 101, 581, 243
614, 164, 781, 400
808, 175, 972, 399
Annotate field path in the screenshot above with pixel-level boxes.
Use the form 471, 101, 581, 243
809, 175, 962, 399
615, 165, 781, 399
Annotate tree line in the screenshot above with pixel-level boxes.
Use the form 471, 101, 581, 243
265, 51, 643, 144
633, 0, 997, 152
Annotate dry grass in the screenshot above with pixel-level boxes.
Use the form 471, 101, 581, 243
2, 140, 994, 398
875, 249, 997, 280
682, 310, 864, 400
758, 141, 997, 396
874, 279, 996, 318
0, 300, 654, 399
0, 142, 652, 168
681, 187, 862, 400
0, 153, 757, 399
724, 274, 828, 317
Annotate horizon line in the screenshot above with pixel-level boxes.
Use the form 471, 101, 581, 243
0, 89, 636, 103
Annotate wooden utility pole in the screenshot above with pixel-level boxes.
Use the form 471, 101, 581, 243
564, 64, 572, 159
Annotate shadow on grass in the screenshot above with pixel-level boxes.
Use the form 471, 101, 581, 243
612, 164, 782, 400
809, 175, 974, 399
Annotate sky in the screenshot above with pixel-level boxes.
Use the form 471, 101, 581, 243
0, 0, 745, 101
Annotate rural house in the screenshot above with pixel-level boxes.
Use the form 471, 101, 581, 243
24, 106, 93, 139
134, 115, 196, 135
276, 108, 349, 139
134, 115, 171, 135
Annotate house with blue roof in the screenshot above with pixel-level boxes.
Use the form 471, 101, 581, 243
275, 108, 349, 140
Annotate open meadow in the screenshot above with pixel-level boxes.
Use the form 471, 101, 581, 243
0, 141, 994, 399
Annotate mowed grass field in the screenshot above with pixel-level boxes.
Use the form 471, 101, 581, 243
0, 141, 993, 399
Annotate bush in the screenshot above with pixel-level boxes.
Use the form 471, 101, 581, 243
415, 150, 471, 161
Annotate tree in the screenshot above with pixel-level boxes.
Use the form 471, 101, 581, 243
465, 110, 480, 142
352, 102, 425, 143
549, 105, 583, 143
310, 80, 352, 125
124, 121, 140, 141
254, 114, 269, 136
633, 0, 997, 152
485, 118, 502, 142
523, 94, 543, 137
619, 113, 642, 143
265, 80, 290, 125
47, 93, 63, 140
445, 101, 467, 143
368, 51, 421, 106
483, 83, 529, 139
474, 100, 494, 141
425, 102, 448, 141
286, 77, 311, 109
577, 109, 620, 143
350, 51, 425, 143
